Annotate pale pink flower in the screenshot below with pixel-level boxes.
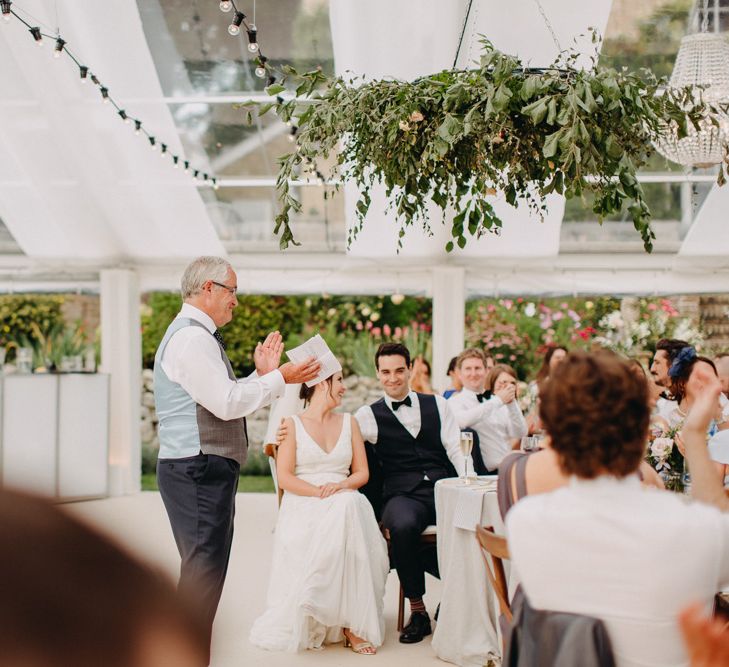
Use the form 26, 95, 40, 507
383, 324, 392, 337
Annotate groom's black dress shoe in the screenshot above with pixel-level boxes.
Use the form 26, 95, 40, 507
399, 611, 432, 644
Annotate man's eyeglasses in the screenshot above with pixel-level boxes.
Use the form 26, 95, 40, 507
211, 281, 237, 295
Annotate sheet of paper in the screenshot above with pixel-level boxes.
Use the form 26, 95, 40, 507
286, 334, 342, 386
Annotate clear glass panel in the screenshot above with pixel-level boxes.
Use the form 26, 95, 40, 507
600, 0, 692, 78
137, 0, 334, 98
560, 182, 688, 252
200, 185, 345, 252
169, 102, 293, 177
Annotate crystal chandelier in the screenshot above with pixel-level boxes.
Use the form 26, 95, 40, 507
653, 2, 729, 168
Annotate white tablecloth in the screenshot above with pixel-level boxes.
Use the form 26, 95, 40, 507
432, 477, 504, 667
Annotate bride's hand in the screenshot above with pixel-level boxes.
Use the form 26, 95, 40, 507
319, 482, 345, 498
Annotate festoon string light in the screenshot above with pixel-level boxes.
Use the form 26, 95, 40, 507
0, 0, 219, 189
217, 0, 297, 141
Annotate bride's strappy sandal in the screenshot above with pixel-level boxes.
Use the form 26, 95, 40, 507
343, 629, 376, 655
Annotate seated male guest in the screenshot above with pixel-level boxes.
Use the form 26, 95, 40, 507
506, 351, 729, 667
449, 349, 526, 472
355, 343, 469, 644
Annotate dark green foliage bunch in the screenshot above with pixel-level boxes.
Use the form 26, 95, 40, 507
0, 295, 66, 357
141, 292, 308, 375
255, 32, 727, 253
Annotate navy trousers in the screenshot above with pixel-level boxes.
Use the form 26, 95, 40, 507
157, 453, 239, 656
381, 480, 439, 599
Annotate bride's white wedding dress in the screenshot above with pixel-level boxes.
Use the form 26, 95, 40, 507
249, 413, 389, 652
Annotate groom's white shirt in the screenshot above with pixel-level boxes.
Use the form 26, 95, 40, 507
354, 391, 470, 474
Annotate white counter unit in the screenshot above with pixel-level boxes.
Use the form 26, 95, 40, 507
0, 373, 110, 501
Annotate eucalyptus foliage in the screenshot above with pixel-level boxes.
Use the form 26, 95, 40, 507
247, 36, 727, 252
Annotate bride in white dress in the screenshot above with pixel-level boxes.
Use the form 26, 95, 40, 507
249, 369, 389, 654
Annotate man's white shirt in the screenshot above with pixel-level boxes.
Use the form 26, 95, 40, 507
354, 391, 469, 474
448, 387, 527, 470
161, 303, 285, 422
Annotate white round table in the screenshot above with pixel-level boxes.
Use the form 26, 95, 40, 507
432, 477, 505, 666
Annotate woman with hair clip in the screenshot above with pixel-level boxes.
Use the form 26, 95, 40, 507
664, 346, 728, 480
250, 364, 389, 655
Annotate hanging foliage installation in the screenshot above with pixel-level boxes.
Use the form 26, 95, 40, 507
246, 33, 729, 253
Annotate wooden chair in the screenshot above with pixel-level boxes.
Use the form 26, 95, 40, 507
263, 443, 284, 507
382, 524, 438, 631
475, 525, 512, 623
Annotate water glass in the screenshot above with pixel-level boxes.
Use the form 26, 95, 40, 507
16, 347, 33, 374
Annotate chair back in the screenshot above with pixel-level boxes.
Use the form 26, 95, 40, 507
476, 524, 512, 622
263, 443, 284, 507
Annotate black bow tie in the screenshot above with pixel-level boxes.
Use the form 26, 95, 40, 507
392, 395, 412, 411
213, 329, 226, 350
477, 391, 490, 403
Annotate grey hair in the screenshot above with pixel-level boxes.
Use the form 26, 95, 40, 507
180, 256, 232, 299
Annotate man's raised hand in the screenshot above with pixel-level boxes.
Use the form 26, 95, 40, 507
253, 331, 284, 375
280, 357, 321, 385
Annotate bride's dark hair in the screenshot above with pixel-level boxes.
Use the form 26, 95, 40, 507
299, 376, 334, 406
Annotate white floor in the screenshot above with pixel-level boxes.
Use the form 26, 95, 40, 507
68, 492, 446, 667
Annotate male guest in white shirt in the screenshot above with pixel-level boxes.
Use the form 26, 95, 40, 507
448, 348, 526, 473
355, 343, 469, 644
154, 256, 319, 660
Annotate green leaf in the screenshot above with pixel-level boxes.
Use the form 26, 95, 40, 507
265, 83, 286, 96
437, 114, 464, 143
492, 83, 513, 112
522, 97, 549, 125
543, 130, 562, 159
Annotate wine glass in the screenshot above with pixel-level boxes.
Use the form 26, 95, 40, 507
459, 431, 474, 485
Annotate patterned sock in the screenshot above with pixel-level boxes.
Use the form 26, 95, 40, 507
409, 597, 426, 614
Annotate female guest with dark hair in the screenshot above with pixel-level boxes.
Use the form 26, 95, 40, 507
506, 351, 729, 667
525, 344, 567, 433
664, 347, 728, 434
443, 356, 462, 399
250, 365, 389, 655
535, 344, 568, 384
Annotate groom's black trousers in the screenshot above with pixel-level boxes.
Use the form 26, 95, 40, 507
381, 480, 439, 599
157, 453, 240, 654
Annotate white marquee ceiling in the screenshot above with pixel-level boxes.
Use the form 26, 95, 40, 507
0, 0, 727, 294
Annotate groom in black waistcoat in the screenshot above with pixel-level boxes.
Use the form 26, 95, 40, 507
355, 343, 468, 644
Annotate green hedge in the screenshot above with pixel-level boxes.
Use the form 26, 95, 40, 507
141, 292, 308, 375
0, 295, 66, 359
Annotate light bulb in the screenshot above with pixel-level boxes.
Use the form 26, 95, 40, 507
247, 26, 258, 51
79, 66, 88, 82
54, 37, 65, 57
100, 87, 109, 103
149, 137, 156, 151
30, 26, 42, 45
219, 0, 232, 12
134, 120, 142, 135
228, 11, 244, 36
1, 0, 11, 22
173, 156, 179, 169
255, 66, 266, 78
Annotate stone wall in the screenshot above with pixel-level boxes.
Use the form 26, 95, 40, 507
141, 371, 382, 458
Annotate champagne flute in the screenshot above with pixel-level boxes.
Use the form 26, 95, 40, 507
459, 431, 474, 485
